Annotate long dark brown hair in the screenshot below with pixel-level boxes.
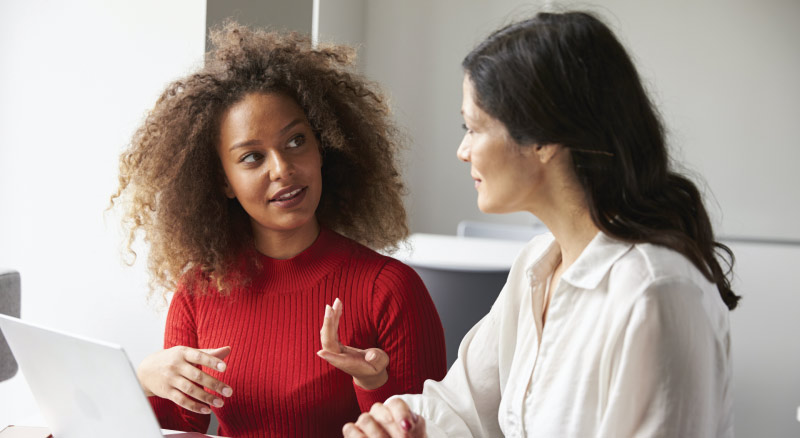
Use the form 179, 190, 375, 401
463, 11, 739, 310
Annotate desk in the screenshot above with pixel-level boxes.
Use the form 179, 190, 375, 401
391, 234, 528, 366
392, 233, 527, 272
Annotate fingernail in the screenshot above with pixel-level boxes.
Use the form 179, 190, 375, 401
222, 387, 232, 397
365, 351, 376, 361
213, 398, 224, 408
201, 407, 211, 414
325, 305, 331, 317
217, 362, 226, 371
316, 350, 325, 358
400, 419, 412, 431
334, 297, 341, 307
412, 412, 420, 423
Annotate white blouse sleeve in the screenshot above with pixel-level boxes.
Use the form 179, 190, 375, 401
597, 277, 733, 438
392, 286, 506, 438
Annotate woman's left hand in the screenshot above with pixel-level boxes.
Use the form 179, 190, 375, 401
318, 298, 390, 389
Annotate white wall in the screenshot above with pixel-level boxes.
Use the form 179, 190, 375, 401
362, 0, 800, 241
726, 240, 800, 437
0, 0, 206, 425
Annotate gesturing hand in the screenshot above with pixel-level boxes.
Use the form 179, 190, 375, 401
317, 298, 390, 390
342, 399, 427, 438
137, 345, 233, 414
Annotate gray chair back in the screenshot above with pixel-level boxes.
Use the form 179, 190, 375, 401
0, 269, 21, 381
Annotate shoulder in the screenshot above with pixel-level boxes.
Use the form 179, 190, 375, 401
328, 229, 417, 274
611, 242, 709, 295
608, 241, 729, 325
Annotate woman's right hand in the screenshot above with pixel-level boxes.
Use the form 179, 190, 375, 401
137, 345, 233, 414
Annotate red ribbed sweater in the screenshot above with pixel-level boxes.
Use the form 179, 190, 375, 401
149, 228, 447, 437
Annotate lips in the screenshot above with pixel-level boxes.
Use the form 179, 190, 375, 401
269, 185, 306, 202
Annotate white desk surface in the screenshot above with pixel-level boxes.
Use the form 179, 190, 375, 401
391, 233, 529, 272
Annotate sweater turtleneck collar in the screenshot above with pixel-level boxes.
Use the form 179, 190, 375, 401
246, 227, 351, 293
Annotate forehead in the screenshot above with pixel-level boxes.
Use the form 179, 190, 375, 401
223, 92, 306, 125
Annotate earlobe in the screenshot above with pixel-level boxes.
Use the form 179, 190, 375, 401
535, 143, 560, 164
222, 177, 236, 199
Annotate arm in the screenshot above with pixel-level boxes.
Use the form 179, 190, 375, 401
598, 278, 732, 437
354, 260, 448, 409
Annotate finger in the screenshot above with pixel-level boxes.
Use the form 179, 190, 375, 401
316, 350, 374, 376
342, 422, 368, 438
182, 346, 228, 372
363, 348, 390, 373
385, 399, 419, 435
369, 403, 401, 435
333, 297, 343, 334
179, 362, 233, 398
201, 345, 232, 362
167, 384, 212, 415
355, 412, 391, 438
173, 375, 224, 408
320, 304, 341, 352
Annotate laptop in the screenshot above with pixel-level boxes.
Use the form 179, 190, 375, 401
0, 314, 213, 438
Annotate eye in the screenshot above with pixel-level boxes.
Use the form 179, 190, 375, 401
287, 134, 306, 149
240, 152, 263, 163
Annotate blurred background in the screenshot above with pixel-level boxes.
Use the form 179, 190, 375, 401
1, 0, 798, 435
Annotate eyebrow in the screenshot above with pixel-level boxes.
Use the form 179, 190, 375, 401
228, 118, 305, 151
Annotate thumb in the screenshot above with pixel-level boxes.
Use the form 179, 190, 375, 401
202, 346, 232, 360
364, 348, 389, 373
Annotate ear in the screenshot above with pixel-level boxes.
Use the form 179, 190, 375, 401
534, 143, 561, 164
222, 175, 236, 199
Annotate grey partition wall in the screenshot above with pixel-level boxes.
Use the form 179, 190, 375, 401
0, 270, 21, 381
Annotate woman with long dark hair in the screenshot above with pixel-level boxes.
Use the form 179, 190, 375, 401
342, 11, 737, 438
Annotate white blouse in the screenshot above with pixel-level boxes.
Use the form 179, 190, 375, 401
396, 232, 733, 437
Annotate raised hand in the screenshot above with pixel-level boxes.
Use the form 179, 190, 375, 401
342, 399, 427, 438
317, 298, 390, 389
137, 345, 233, 414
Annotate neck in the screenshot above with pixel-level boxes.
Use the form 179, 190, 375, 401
252, 219, 321, 260
546, 207, 599, 269
530, 168, 599, 270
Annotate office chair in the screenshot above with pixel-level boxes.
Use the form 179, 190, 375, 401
457, 219, 548, 241
0, 269, 21, 381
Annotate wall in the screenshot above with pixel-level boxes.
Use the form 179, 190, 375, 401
206, 0, 312, 41
726, 240, 800, 437
0, 0, 206, 425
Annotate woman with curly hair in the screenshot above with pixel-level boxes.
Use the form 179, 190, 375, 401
345, 11, 737, 438
111, 23, 446, 437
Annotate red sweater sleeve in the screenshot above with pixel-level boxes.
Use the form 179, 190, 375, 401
353, 260, 447, 411
148, 287, 212, 433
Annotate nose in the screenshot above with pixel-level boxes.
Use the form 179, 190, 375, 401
456, 136, 470, 162
267, 150, 295, 181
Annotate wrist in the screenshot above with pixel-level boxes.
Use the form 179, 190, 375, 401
353, 370, 388, 390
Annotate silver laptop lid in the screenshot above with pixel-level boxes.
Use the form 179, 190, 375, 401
0, 314, 164, 438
